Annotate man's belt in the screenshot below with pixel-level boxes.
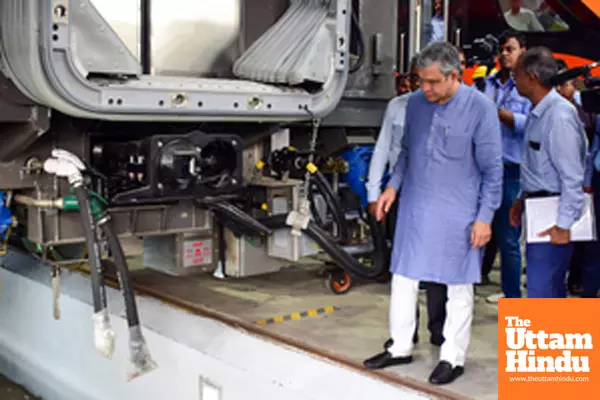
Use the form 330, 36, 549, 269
524, 191, 560, 199
504, 162, 520, 169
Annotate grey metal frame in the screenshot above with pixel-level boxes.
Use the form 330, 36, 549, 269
0, 0, 351, 122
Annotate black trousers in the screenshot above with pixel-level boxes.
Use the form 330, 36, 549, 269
387, 198, 447, 341
481, 225, 497, 279
568, 242, 585, 290
415, 282, 448, 341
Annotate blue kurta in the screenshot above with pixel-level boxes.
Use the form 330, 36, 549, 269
386, 84, 503, 285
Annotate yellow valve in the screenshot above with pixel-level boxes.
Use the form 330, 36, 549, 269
306, 163, 318, 174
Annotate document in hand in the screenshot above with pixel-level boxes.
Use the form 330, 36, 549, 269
525, 194, 597, 243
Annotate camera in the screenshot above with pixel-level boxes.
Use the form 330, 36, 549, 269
462, 34, 499, 73
551, 62, 600, 113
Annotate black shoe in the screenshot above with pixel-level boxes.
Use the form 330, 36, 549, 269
363, 351, 413, 369
428, 361, 464, 385
476, 275, 491, 286
430, 335, 444, 347
384, 334, 418, 350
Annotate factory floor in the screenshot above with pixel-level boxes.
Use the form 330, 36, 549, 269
115, 239, 509, 400
0, 375, 39, 400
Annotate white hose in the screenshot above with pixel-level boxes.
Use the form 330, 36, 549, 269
92, 309, 116, 359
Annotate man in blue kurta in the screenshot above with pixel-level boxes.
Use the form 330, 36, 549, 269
363, 42, 503, 385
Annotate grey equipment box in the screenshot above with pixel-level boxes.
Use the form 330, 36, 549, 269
223, 177, 319, 278
223, 230, 290, 278
143, 230, 218, 276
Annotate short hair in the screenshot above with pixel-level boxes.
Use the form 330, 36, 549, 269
498, 29, 526, 48
520, 47, 558, 88
455, 45, 465, 57
416, 42, 461, 77
554, 58, 568, 71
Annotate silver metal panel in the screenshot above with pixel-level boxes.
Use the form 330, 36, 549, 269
233, 0, 337, 85
151, 0, 241, 77
343, 0, 398, 100
223, 230, 285, 277
89, 0, 140, 59
0, 0, 352, 121
27, 202, 212, 245
72, 0, 141, 76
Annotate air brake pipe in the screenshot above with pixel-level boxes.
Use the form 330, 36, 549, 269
253, 157, 348, 242
308, 167, 349, 242
97, 213, 157, 379
13, 195, 63, 208
73, 184, 116, 359
196, 198, 273, 236
258, 214, 388, 280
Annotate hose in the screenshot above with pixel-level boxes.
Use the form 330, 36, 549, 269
311, 170, 349, 243
73, 185, 105, 314
258, 213, 388, 280
97, 214, 139, 326
97, 213, 157, 380
73, 184, 115, 359
196, 198, 273, 236
307, 182, 325, 227
13, 194, 63, 208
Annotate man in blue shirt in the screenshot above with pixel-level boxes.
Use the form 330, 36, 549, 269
430, 0, 445, 42
510, 47, 587, 298
482, 30, 531, 303
555, 58, 597, 295
582, 126, 600, 298
363, 42, 503, 385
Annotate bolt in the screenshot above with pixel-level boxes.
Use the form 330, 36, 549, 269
195, 146, 202, 153
232, 179, 237, 185
157, 183, 163, 190
231, 140, 237, 146
181, 212, 188, 219
157, 141, 163, 148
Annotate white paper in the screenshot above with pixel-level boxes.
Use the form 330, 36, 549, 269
525, 194, 597, 243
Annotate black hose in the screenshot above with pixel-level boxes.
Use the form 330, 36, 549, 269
311, 170, 349, 242
258, 213, 388, 280
74, 184, 106, 313
196, 198, 273, 236
98, 214, 140, 327
217, 218, 228, 278
307, 182, 325, 227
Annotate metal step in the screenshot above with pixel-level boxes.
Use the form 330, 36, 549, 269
233, 0, 335, 85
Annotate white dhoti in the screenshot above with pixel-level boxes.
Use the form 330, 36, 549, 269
387, 274, 474, 367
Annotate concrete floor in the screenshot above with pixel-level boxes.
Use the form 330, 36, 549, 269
0, 375, 39, 400
122, 245, 510, 400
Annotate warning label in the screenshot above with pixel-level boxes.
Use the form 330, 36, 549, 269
183, 238, 213, 268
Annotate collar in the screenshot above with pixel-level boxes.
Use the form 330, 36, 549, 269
487, 71, 514, 89
531, 89, 559, 118
438, 83, 466, 108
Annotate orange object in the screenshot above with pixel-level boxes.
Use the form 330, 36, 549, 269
498, 298, 600, 399
582, 0, 600, 17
